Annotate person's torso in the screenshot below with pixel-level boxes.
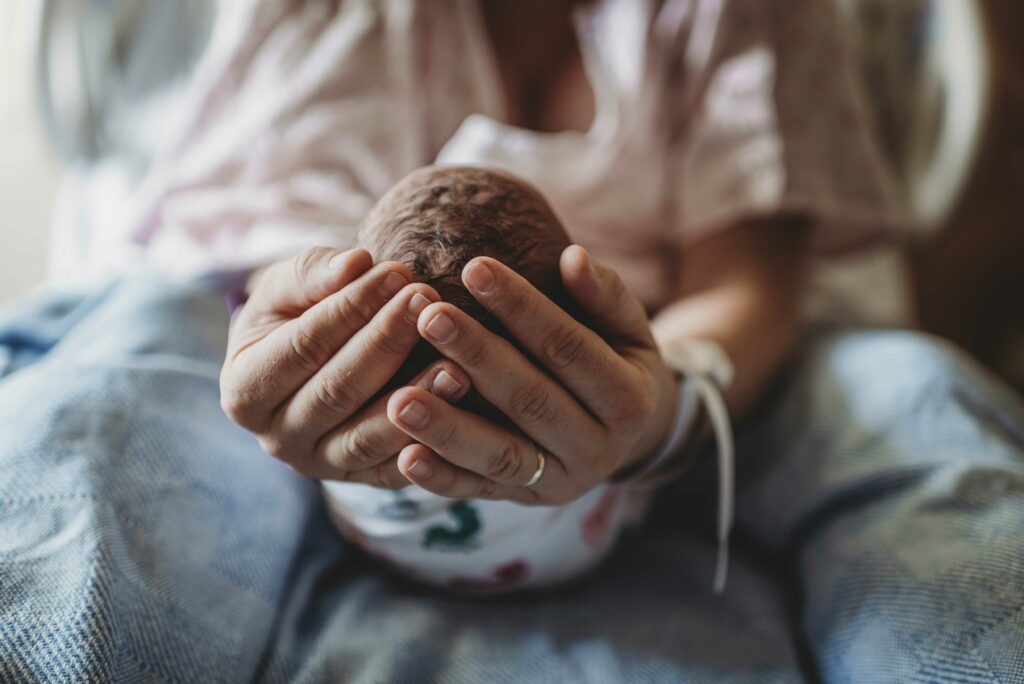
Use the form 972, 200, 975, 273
408, 0, 685, 312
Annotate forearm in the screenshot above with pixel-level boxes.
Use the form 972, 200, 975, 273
651, 216, 810, 418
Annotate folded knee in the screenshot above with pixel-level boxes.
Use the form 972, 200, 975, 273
811, 329, 976, 404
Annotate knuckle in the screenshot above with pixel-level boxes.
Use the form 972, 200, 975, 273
459, 335, 489, 369
543, 326, 587, 368
607, 400, 642, 428
343, 428, 388, 469
474, 477, 498, 499
486, 442, 523, 482
369, 465, 392, 489
510, 381, 558, 427
289, 460, 319, 479
220, 388, 268, 432
434, 420, 459, 451
257, 434, 289, 461
327, 470, 351, 483
289, 444, 326, 479
313, 374, 361, 416
635, 390, 657, 420
602, 377, 653, 426
296, 247, 331, 283
619, 388, 655, 426
333, 289, 378, 328
499, 288, 532, 325
289, 322, 332, 373
377, 466, 408, 490
367, 322, 411, 357
219, 388, 250, 425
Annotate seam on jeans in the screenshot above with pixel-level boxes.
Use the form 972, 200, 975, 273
0, 492, 97, 506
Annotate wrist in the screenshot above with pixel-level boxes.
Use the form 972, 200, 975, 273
612, 338, 734, 486
612, 372, 698, 481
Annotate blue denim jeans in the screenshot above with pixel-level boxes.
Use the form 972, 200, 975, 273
1, 278, 1022, 683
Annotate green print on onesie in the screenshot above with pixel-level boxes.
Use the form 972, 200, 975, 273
422, 500, 482, 552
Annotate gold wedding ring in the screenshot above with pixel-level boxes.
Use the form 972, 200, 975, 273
522, 447, 546, 488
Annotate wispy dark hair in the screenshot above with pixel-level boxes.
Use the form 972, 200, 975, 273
360, 165, 578, 418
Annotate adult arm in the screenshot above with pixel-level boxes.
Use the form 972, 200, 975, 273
652, 215, 810, 418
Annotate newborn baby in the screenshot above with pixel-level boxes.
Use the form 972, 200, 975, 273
322, 166, 650, 591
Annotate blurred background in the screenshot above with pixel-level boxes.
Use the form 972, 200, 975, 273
0, 2, 59, 303
0, 0, 1021, 391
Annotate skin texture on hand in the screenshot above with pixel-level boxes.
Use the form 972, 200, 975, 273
220, 166, 681, 504
390, 246, 679, 505
220, 246, 473, 487
355, 166, 679, 504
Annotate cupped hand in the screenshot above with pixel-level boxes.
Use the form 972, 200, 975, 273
387, 245, 679, 506
219, 247, 472, 487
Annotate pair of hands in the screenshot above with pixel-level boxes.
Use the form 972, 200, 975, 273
220, 245, 679, 505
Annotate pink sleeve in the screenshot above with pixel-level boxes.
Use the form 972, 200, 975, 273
668, 0, 904, 252
128, 0, 482, 278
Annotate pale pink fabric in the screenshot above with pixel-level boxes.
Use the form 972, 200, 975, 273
130, 0, 901, 310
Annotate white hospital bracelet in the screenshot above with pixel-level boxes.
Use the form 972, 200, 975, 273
627, 378, 702, 484
660, 339, 735, 595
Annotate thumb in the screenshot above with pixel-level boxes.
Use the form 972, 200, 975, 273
560, 245, 655, 347
251, 247, 374, 316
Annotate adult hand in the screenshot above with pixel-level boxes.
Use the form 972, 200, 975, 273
387, 245, 679, 505
220, 247, 472, 486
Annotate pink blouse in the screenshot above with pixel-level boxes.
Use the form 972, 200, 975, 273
130, 0, 901, 311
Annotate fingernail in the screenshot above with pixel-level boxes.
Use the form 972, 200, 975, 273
379, 271, 408, 299
463, 260, 496, 293
407, 457, 433, 479
406, 292, 431, 323
432, 369, 463, 398
398, 399, 428, 428
327, 252, 347, 270
423, 312, 457, 344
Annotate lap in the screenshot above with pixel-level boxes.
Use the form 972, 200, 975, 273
291, 338, 1024, 684
3, 281, 1020, 683
737, 327, 1024, 546
259, 501, 806, 683
734, 328, 1024, 683
0, 278, 806, 683
0, 279, 319, 682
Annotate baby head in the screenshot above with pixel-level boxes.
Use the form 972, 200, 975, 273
359, 165, 578, 413
361, 165, 573, 319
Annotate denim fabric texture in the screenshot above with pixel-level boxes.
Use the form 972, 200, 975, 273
0, 278, 1022, 683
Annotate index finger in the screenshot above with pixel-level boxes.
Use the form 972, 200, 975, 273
246, 247, 373, 318
460, 256, 643, 425
222, 260, 414, 431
